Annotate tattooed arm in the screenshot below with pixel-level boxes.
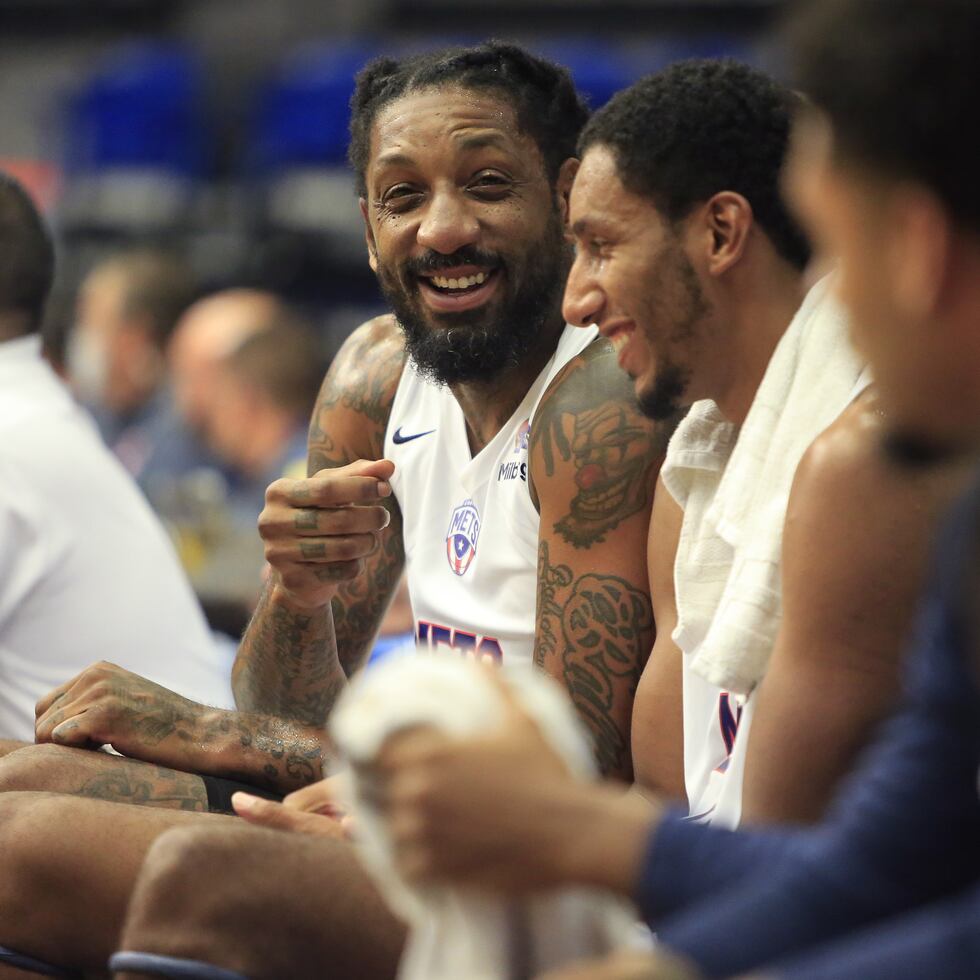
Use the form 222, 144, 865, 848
34, 317, 406, 793
530, 338, 673, 780
233, 313, 407, 720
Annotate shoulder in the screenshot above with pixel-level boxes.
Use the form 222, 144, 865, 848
790, 386, 954, 518
328, 314, 406, 398
536, 336, 640, 417
308, 315, 407, 471
785, 385, 967, 582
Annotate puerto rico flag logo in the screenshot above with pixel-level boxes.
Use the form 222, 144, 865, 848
446, 498, 481, 576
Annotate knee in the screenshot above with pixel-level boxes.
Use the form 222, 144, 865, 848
0, 744, 73, 794
126, 825, 236, 929
0, 793, 61, 911
120, 824, 260, 974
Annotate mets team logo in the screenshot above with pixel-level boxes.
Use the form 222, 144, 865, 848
446, 498, 481, 576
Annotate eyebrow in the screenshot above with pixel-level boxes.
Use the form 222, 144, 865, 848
570, 218, 593, 236
456, 133, 511, 153
373, 151, 416, 171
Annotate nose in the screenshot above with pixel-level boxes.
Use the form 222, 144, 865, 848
417, 186, 480, 255
562, 252, 604, 327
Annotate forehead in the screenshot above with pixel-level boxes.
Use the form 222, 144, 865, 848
368, 85, 539, 173
569, 144, 662, 232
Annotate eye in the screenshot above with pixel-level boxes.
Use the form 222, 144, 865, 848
380, 184, 424, 212
468, 170, 512, 198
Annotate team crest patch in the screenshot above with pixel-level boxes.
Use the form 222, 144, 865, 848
446, 498, 481, 576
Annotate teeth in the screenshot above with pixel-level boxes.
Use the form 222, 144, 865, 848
431, 272, 489, 290
610, 331, 630, 353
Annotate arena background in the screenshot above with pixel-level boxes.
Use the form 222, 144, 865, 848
0, 0, 785, 357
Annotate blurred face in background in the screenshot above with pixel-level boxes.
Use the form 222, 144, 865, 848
69, 265, 160, 413
785, 111, 980, 463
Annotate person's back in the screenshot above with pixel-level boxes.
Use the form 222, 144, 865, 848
0, 173, 233, 739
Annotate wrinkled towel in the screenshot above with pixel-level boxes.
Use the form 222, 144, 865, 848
329, 654, 639, 980
667, 276, 867, 695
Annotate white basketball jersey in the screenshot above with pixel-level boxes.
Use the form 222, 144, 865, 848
384, 324, 598, 668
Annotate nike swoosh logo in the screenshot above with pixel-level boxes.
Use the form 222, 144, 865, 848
392, 426, 436, 445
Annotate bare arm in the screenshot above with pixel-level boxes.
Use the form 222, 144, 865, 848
530, 339, 672, 779
233, 315, 407, 720
35, 318, 406, 793
631, 476, 686, 800
740, 390, 970, 824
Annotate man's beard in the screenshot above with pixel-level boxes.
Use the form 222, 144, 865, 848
636, 242, 710, 421
638, 360, 692, 421
376, 214, 569, 386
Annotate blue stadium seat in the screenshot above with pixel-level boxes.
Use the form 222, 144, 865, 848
246, 41, 378, 249
61, 42, 205, 231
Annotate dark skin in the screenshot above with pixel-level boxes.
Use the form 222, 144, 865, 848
17, 85, 663, 808
0, 84, 667, 976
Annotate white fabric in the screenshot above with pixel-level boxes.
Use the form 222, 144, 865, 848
667, 277, 866, 696
662, 279, 869, 826
0, 335, 234, 739
329, 654, 638, 980
384, 324, 598, 668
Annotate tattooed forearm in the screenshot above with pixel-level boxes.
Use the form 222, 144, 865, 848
537, 541, 653, 776
79, 764, 209, 811
234, 587, 343, 726
199, 710, 324, 793
531, 341, 672, 549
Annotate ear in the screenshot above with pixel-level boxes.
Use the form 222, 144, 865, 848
359, 198, 379, 274
702, 192, 753, 278
555, 157, 580, 227
888, 185, 950, 321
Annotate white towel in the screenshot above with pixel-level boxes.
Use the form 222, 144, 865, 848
328, 654, 639, 980
674, 277, 867, 695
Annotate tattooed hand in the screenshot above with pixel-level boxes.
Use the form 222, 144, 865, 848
260, 458, 395, 610
35, 662, 206, 759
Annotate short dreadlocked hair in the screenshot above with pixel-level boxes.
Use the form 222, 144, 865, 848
349, 41, 589, 197
579, 59, 811, 271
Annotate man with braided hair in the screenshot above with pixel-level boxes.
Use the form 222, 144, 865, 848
0, 42, 667, 976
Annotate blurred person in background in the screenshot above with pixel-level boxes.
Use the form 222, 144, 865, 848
200, 308, 325, 517
0, 171, 233, 749
66, 248, 213, 493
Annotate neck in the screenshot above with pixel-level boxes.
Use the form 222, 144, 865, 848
449, 314, 565, 455
710, 261, 808, 426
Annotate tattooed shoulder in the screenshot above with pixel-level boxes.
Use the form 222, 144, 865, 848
529, 338, 676, 549
308, 315, 407, 473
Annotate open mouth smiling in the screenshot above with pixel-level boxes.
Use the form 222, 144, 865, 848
416, 265, 502, 312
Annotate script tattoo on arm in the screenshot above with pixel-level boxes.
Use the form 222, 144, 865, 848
536, 542, 653, 775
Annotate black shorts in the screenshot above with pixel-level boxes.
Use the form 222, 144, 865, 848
201, 775, 284, 815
